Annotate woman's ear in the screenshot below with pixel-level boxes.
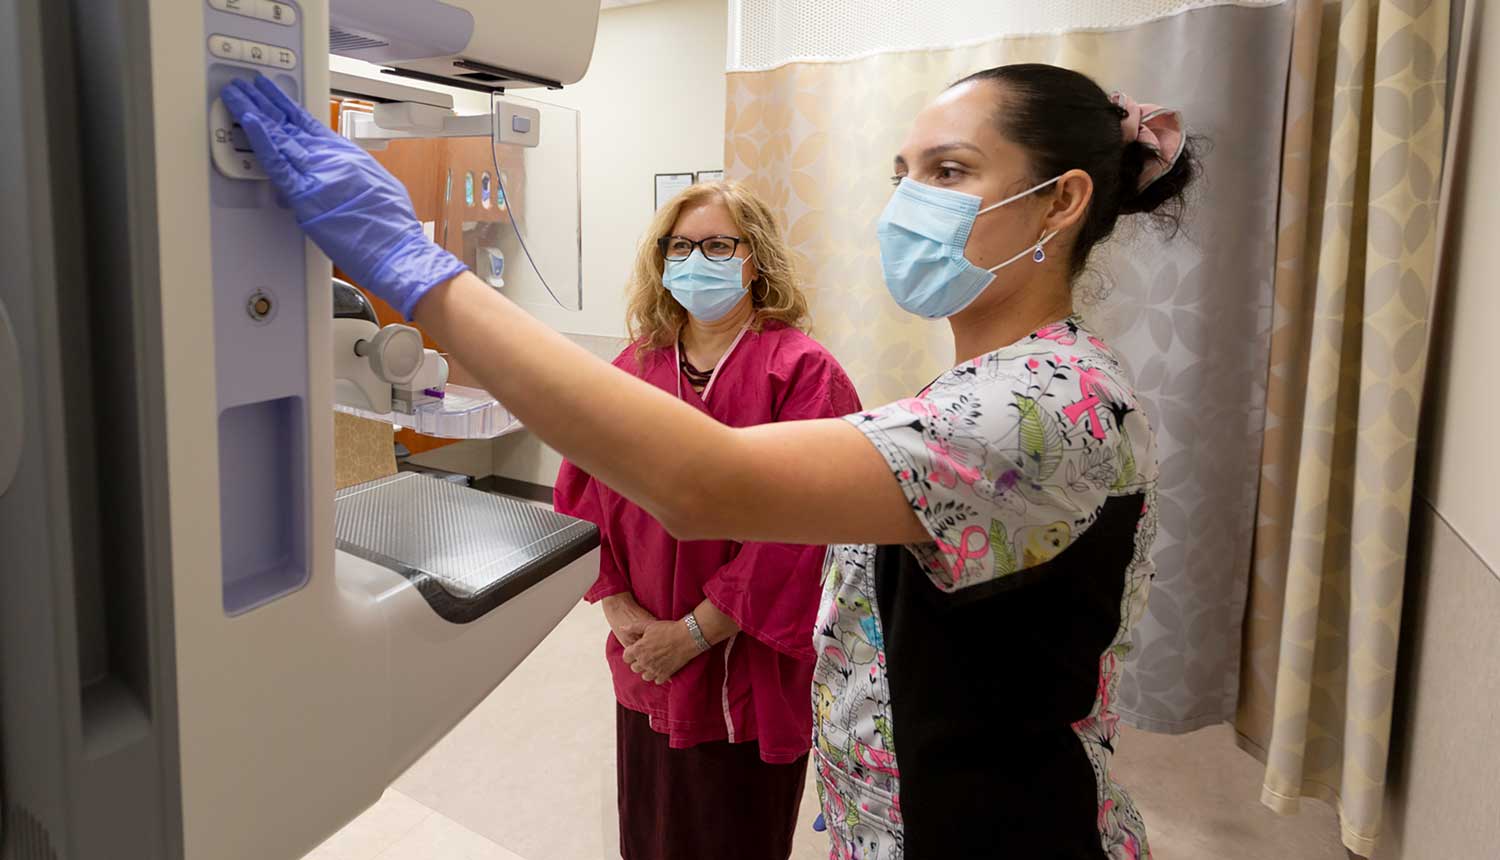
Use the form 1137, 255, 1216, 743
1044, 168, 1094, 235
742, 254, 759, 290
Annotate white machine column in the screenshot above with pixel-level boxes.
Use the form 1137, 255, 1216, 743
3, 2, 603, 858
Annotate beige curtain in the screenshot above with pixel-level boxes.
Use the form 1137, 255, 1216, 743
1235, 0, 1449, 856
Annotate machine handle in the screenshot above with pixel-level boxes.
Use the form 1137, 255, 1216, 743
358, 324, 424, 385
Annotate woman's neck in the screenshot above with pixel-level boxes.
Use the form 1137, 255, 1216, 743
681, 296, 754, 368
949, 278, 1074, 365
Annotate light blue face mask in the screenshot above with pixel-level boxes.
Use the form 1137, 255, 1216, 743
663, 250, 750, 322
876, 176, 1061, 319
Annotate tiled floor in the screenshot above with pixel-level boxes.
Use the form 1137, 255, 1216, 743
304, 790, 526, 860
305, 602, 1346, 860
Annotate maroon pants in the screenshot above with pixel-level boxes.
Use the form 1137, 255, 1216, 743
616, 704, 808, 860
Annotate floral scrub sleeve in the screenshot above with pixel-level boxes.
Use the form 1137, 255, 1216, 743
811, 316, 1158, 860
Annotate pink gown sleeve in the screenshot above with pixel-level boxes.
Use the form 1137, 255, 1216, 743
554, 346, 649, 604
702, 345, 863, 661
554, 458, 631, 604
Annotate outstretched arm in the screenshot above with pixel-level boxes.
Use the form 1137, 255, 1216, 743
222, 73, 924, 547
414, 272, 925, 546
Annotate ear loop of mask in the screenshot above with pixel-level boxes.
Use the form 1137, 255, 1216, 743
974, 174, 1062, 217
972, 174, 1064, 273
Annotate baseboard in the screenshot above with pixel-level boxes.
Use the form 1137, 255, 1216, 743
473, 474, 555, 505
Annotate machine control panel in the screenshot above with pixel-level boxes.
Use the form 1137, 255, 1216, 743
209, 34, 299, 69
203, 0, 311, 615
206, 17, 299, 183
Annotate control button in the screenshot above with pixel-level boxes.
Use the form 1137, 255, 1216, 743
238, 41, 295, 69
228, 125, 253, 153
208, 34, 243, 61
257, 0, 297, 26
209, 97, 267, 181
243, 41, 271, 66
209, 0, 255, 16
511, 116, 531, 135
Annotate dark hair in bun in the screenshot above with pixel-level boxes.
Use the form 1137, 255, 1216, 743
953, 63, 1202, 276
1118, 125, 1203, 227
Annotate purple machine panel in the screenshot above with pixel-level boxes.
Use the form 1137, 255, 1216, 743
203, 0, 310, 614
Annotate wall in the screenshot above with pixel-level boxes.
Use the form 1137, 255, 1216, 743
528, 0, 729, 340
1418, 0, 1495, 569
1376, 2, 1500, 857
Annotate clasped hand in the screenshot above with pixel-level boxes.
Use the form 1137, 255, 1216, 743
622, 620, 703, 685
601, 594, 703, 685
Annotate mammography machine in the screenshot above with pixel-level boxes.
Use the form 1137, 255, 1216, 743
0, 2, 603, 858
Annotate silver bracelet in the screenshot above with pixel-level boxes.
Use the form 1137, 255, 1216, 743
682, 612, 711, 653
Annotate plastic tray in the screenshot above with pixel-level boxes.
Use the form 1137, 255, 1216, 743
334, 384, 522, 439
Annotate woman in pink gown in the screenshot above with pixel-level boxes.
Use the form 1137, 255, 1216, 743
553, 182, 861, 860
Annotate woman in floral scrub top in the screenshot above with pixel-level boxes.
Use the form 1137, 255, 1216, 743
228, 62, 1200, 860
797, 64, 1194, 857
813, 313, 1159, 859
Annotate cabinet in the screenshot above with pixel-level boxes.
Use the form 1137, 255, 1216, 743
327, 98, 525, 455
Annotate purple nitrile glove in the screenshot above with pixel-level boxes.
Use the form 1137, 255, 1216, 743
220, 74, 466, 318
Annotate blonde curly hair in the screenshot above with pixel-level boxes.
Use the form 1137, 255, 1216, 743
625, 181, 809, 353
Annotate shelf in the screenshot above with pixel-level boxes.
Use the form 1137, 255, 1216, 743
334, 384, 523, 440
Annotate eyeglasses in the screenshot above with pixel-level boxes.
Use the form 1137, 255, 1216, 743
658, 235, 745, 262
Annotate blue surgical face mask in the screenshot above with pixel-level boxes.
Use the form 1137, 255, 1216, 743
663, 250, 750, 322
876, 176, 1061, 319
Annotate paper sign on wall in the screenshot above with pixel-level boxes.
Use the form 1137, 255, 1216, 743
654, 172, 694, 211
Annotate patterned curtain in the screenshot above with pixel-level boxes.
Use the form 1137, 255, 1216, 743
725, 0, 1450, 854
1235, 0, 1449, 856
725, 1, 1293, 733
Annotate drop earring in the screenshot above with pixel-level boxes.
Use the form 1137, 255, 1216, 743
1029, 230, 1059, 265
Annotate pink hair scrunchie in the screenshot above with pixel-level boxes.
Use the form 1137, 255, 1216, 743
1111, 92, 1185, 193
